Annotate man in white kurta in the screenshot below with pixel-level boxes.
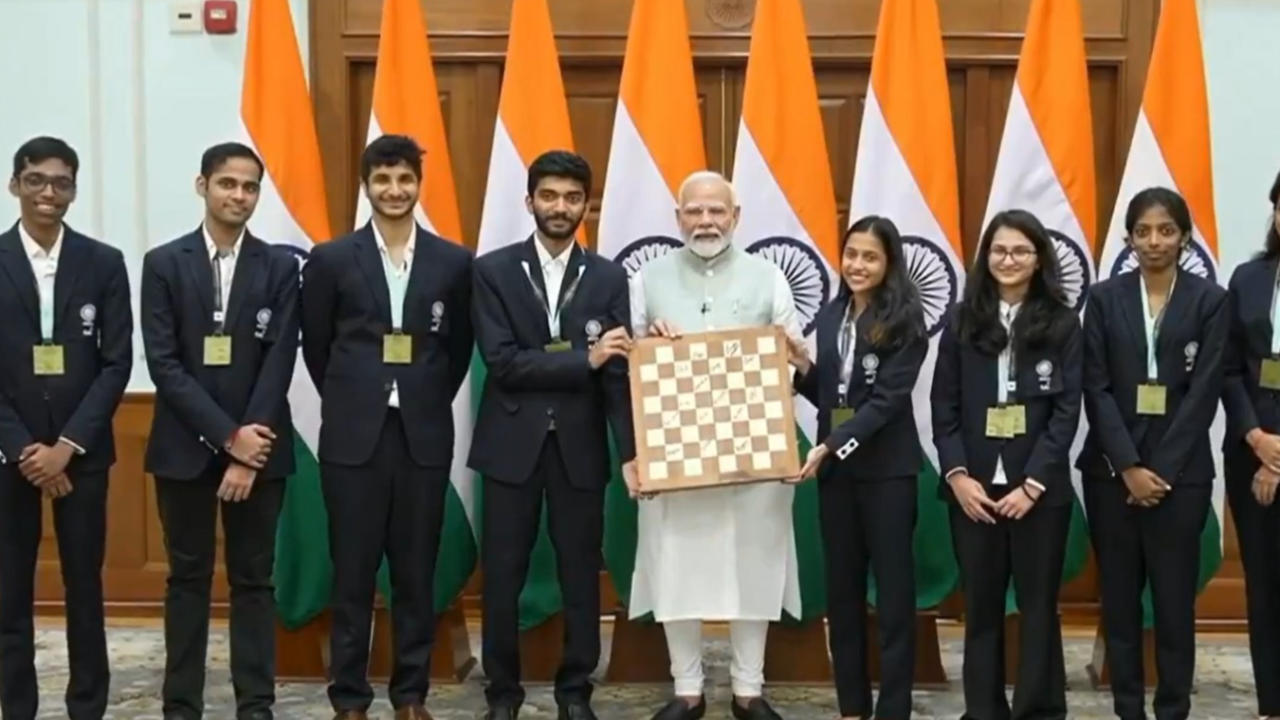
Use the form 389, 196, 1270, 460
626, 171, 802, 720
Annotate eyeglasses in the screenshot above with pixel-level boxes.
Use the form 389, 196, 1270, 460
988, 247, 1037, 263
18, 172, 75, 194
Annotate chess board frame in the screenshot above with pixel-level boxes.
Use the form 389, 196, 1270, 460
628, 325, 802, 493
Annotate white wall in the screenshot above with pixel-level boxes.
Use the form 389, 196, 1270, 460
0, 0, 308, 391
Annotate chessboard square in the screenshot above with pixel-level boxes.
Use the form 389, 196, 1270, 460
684, 443, 701, 460
756, 336, 777, 355
664, 443, 684, 461
691, 375, 712, 393
752, 452, 772, 470
676, 377, 694, 394
689, 342, 708, 360
645, 428, 665, 447
691, 359, 710, 376
715, 422, 734, 440
769, 433, 788, 452
742, 354, 761, 371
760, 368, 781, 386
680, 425, 700, 443
658, 362, 676, 379
677, 393, 696, 411
718, 438, 735, 455
710, 373, 729, 391
752, 434, 770, 453
658, 378, 678, 395
662, 411, 681, 429
648, 461, 669, 481
733, 421, 751, 439
764, 400, 784, 419
643, 396, 663, 414
665, 427, 683, 445
700, 440, 718, 458
680, 409, 698, 427
709, 358, 726, 374
725, 355, 743, 373
674, 360, 693, 378
722, 340, 742, 357
749, 419, 769, 437
683, 458, 704, 476
745, 386, 765, 404
662, 394, 679, 412
727, 371, 746, 390
655, 345, 675, 364
718, 455, 739, 473
730, 389, 748, 408
639, 364, 659, 382
713, 393, 732, 410
696, 408, 714, 425
747, 402, 765, 420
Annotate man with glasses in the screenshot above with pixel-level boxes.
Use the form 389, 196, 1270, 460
0, 136, 133, 720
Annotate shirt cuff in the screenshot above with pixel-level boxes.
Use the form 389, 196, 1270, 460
832, 436, 859, 461
945, 467, 969, 481
57, 436, 86, 455
1025, 478, 1047, 493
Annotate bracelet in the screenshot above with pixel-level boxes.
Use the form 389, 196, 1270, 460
1021, 484, 1040, 502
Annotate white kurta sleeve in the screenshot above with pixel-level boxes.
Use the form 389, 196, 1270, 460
629, 271, 650, 338
769, 266, 803, 343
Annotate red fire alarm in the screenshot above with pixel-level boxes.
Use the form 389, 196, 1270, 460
203, 0, 238, 34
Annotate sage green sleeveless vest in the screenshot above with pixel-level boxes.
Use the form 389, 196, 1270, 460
639, 245, 777, 331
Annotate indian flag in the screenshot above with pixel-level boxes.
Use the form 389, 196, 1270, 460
1098, 0, 1223, 597
597, 0, 706, 606
239, 0, 335, 629
356, 0, 477, 612
729, 0, 836, 620
848, 0, 961, 607
982, 0, 1097, 593
474, 0, 578, 629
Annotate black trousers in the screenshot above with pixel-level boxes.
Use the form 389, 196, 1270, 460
0, 465, 108, 720
322, 410, 448, 712
1084, 477, 1209, 720
950, 499, 1070, 720
481, 436, 603, 709
155, 467, 284, 720
820, 475, 916, 719
1225, 471, 1280, 716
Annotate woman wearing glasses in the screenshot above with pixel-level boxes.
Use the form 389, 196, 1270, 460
931, 209, 1080, 719
1078, 187, 1227, 720
1221, 169, 1280, 720
787, 215, 926, 720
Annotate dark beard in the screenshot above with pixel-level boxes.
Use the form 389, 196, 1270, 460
533, 211, 582, 241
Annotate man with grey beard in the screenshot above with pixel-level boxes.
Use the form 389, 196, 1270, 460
625, 171, 802, 720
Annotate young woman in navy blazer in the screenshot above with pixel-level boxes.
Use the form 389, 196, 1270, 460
1221, 169, 1280, 720
931, 209, 1081, 720
1078, 187, 1227, 720
788, 215, 926, 720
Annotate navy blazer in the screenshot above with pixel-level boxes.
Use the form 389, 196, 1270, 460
300, 223, 473, 468
0, 223, 132, 471
794, 295, 926, 481
1077, 269, 1227, 486
930, 305, 1083, 506
468, 236, 634, 489
141, 229, 299, 480
1222, 256, 1280, 480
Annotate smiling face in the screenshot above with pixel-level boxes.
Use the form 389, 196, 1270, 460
362, 160, 421, 221
9, 157, 76, 232
676, 177, 739, 259
841, 230, 888, 294
197, 157, 262, 229
527, 175, 587, 241
1127, 203, 1187, 272
986, 226, 1039, 292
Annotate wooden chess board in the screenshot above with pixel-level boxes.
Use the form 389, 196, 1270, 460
629, 326, 801, 492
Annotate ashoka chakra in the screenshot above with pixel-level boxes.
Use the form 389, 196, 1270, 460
902, 235, 959, 337
613, 236, 683, 279
1048, 229, 1092, 312
744, 236, 831, 336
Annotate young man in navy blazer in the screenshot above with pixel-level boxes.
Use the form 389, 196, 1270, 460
469, 151, 636, 720
301, 134, 474, 720
0, 136, 132, 720
141, 142, 299, 720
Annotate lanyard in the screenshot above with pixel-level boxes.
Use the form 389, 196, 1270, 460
212, 249, 230, 333
1139, 272, 1176, 381
998, 306, 1018, 404
523, 262, 584, 339
1270, 262, 1280, 356
836, 301, 857, 399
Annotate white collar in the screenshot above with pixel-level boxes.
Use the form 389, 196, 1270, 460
372, 221, 416, 261
534, 235, 574, 269
998, 299, 1022, 317
19, 221, 64, 260
203, 223, 245, 260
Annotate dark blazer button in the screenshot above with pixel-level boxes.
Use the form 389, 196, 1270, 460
384, 381, 393, 392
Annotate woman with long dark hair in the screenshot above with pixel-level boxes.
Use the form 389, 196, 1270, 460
787, 215, 926, 720
1221, 169, 1280, 720
931, 209, 1080, 719
1077, 187, 1227, 720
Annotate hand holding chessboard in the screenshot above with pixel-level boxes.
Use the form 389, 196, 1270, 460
629, 325, 802, 493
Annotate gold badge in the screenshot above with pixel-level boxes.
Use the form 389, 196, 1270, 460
1261, 358, 1280, 390
1136, 383, 1167, 416
986, 406, 1011, 439
831, 406, 855, 428
1006, 404, 1027, 436
383, 333, 412, 364
544, 339, 572, 353
203, 336, 232, 366
32, 344, 65, 376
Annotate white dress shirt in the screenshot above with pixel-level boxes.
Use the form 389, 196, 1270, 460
992, 301, 1020, 486
202, 223, 245, 323
20, 222, 84, 455
533, 235, 574, 338
373, 222, 416, 409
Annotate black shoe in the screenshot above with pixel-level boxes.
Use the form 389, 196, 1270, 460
484, 705, 518, 720
558, 702, 598, 720
651, 696, 706, 720
730, 697, 782, 720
